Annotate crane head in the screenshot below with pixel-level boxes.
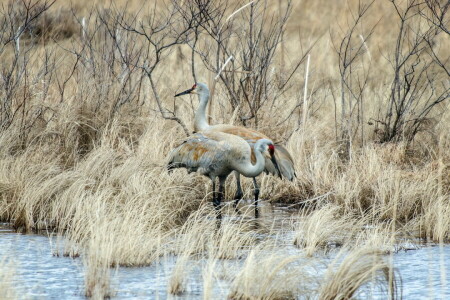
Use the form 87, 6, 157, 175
175, 84, 197, 97
268, 144, 282, 179
257, 140, 282, 180
268, 144, 275, 156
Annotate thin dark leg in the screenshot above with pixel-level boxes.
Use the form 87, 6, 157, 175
253, 177, 260, 218
212, 178, 223, 220
215, 177, 226, 221
233, 172, 243, 210
212, 178, 220, 218
212, 178, 216, 202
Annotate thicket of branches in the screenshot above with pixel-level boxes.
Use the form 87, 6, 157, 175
333, 0, 449, 154
0, 0, 448, 153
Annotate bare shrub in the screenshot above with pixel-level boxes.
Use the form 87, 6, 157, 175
9, 1, 79, 43
97, 1, 198, 136
332, 0, 449, 150
331, 0, 377, 154
0, 0, 57, 142
177, 0, 313, 130
377, 0, 450, 143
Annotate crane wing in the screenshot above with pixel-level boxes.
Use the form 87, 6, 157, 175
212, 125, 269, 145
167, 132, 232, 175
208, 125, 265, 164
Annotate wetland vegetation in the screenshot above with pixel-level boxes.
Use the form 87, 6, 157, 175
0, 0, 449, 298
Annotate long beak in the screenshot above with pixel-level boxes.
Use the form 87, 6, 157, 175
175, 87, 194, 97
270, 153, 283, 179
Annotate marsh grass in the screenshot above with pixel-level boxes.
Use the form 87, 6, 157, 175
83, 224, 114, 298
0, 0, 448, 298
293, 204, 360, 255
0, 256, 19, 300
202, 255, 219, 300
353, 225, 398, 254
228, 244, 314, 300
168, 207, 259, 295
319, 246, 400, 300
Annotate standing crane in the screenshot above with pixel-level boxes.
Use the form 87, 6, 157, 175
167, 131, 278, 220
175, 82, 296, 218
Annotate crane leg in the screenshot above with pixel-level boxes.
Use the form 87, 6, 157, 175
213, 177, 225, 220
212, 179, 219, 219
253, 178, 260, 218
233, 171, 243, 210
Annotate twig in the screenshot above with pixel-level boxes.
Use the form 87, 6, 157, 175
15, 26, 22, 53
218, 0, 257, 34
81, 17, 86, 41
300, 54, 310, 127
214, 55, 233, 80
359, 34, 371, 60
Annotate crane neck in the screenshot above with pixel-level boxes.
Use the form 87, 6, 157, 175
233, 141, 266, 178
194, 91, 210, 132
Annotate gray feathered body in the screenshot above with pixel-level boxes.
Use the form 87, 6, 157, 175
167, 131, 253, 180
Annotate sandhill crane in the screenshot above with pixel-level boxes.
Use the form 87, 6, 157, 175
167, 131, 277, 220
175, 82, 296, 218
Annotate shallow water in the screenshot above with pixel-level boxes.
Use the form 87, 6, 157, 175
1, 205, 449, 299
394, 245, 449, 299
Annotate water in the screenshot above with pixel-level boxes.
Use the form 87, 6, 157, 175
0, 230, 84, 299
1, 207, 449, 299
394, 245, 450, 299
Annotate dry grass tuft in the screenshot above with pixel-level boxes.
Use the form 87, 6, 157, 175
168, 207, 258, 295
353, 224, 396, 254
83, 230, 113, 298
416, 194, 450, 243
293, 204, 359, 256
0, 256, 19, 300
319, 246, 400, 300
228, 243, 315, 299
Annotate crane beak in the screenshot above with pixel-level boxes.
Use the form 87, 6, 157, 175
175, 87, 196, 97
270, 153, 283, 179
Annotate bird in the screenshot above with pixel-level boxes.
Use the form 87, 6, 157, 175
175, 82, 296, 218
167, 131, 278, 220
